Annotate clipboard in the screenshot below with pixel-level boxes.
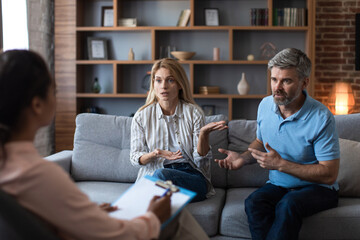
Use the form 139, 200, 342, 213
109, 175, 196, 228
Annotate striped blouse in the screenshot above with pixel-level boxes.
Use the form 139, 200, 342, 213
130, 101, 215, 198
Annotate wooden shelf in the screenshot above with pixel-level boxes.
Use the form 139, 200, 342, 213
76, 26, 310, 32
77, 93, 147, 98
76, 60, 269, 65
76, 60, 155, 64
54, 0, 315, 151
194, 94, 267, 99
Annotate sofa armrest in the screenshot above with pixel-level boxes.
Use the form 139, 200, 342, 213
45, 150, 72, 174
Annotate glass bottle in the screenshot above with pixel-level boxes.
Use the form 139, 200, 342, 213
92, 77, 101, 93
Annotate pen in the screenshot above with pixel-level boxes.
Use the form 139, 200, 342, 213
161, 188, 171, 198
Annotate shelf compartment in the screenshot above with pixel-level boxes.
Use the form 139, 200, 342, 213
117, 64, 153, 94
233, 30, 307, 60
273, 0, 307, 8
232, 98, 262, 120
194, 0, 268, 26
76, 64, 114, 94
195, 98, 229, 117
76, 93, 147, 98
77, 31, 152, 60
77, 97, 146, 116
118, 0, 190, 27
193, 64, 268, 95
77, 0, 113, 27
77, 0, 190, 27
155, 30, 229, 60
115, 63, 190, 94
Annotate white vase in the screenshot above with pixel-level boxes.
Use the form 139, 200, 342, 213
237, 72, 250, 95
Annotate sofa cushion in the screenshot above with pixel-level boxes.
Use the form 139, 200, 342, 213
228, 119, 257, 153
72, 113, 139, 182
299, 198, 360, 239
221, 189, 360, 240
76, 181, 133, 204
219, 188, 255, 238
186, 188, 226, 237
335, 113, 360, 142
227, 119, 269, 188
205, 115, 228, 188
337, 138, 360, 197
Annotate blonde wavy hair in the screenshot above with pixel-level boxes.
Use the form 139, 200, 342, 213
139, 58, 197, 111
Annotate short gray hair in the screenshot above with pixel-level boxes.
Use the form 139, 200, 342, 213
268, 48, 311, 80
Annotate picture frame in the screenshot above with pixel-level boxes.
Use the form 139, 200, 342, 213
87, 37, 108, 60
101, 6, 113, 27
204, 8, 219, 26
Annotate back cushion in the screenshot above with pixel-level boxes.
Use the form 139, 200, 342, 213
205, 115, 228, 188
227, 119, 269, 188
337, 138, 360, 197
335, 113, 360, 142
72, 113, 139, 182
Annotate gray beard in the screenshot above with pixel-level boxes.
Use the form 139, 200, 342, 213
273, 90, 302, 106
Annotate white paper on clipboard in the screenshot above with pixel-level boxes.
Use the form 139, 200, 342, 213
109, 175, 196, 227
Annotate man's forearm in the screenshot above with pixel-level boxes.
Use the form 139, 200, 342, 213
242, 138, 266, 165
278, 159, 339, 185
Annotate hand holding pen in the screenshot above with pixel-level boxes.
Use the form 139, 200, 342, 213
147, 189, 172, 223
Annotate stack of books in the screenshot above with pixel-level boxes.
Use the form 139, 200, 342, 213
199, 86, 220, 95
273, 8, 307, 26
250, 8, 269, 26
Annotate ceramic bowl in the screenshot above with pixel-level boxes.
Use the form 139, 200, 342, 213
170, 51, 196, 61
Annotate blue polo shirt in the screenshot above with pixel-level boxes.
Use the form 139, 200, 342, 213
256, 91, 340, 190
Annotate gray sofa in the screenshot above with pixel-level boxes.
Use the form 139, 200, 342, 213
47, 113, 360, 239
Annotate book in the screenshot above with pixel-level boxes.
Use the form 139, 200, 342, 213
109, 175, 196, 228
177, 9, 191, 27
250, 8, 268, 26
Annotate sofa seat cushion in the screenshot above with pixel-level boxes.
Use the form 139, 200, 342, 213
219, 188, 254, 238
76, 181, 132, 204
221, 188, 360, 240
186, 188, 226, 237
299, 198, 360, 239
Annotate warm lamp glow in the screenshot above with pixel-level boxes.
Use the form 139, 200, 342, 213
328, 82, 355, 115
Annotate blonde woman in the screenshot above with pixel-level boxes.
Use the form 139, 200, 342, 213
130, 58, 227, 202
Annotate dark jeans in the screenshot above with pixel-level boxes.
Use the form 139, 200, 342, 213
152, 163, 207, 202
245, 183, 338, 240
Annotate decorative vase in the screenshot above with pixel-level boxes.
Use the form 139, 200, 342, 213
128, 48, 134, 60
92, 77, 101, 93
237, 72, 249, 95
213, 47, 220, 61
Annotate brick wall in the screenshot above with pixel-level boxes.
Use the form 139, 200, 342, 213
315, 0, 360, 113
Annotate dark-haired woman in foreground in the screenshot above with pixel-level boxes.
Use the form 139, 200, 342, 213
0, 50, 208, 240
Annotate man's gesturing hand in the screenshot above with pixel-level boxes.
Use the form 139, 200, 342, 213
214, 148, 245, 170
249, 143, 284, 170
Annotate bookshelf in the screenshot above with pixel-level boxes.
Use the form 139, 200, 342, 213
54, 0, 315, 151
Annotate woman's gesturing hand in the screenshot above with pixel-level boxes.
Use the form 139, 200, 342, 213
200, 121, 228, 136
154, 149, 183, 160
